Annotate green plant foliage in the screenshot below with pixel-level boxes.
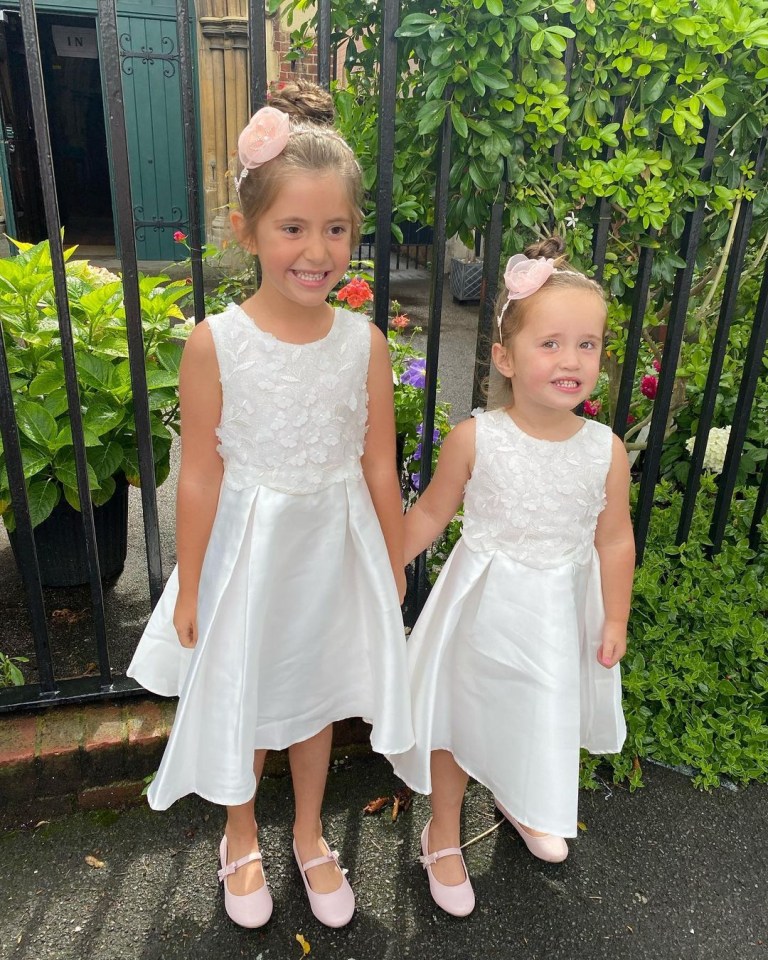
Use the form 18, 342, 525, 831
274, 0, 768, 515
592, 477, 768, 790
0, 651, 28, 687
279, 0, 768, 301
0, 239, 190, 530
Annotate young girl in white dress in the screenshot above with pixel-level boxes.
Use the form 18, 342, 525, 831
128, 81, 413, 931
390, 236, 634, 917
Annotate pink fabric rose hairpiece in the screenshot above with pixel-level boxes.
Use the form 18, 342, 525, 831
497, 254, 556, 331
234, 106, 291, 193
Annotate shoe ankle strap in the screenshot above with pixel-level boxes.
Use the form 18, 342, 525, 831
218, 850, 262, 882
419, 846, 463, 868
301, 848, 339, 873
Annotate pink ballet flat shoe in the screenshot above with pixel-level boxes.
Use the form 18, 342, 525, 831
293, 837, 355, 928
418, 819, 475, 917
218, 835, 273, 928
494, 800, 568, 863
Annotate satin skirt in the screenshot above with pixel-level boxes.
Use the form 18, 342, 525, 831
128, 477, 414, 810
389, 538, 625, 837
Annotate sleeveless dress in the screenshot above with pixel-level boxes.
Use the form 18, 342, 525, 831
128, 304, 414, 811
390, 409, 626, 837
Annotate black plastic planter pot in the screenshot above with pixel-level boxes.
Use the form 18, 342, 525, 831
8, 475, 129, 588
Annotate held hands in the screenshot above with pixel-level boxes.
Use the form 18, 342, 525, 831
173, 592, 199, 649
598, 620, 627, 669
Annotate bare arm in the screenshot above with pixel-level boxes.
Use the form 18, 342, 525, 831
173, 321, 224, 647
362, 325, 406, 603
404, 418, 475, 565
593, 433, 635, 668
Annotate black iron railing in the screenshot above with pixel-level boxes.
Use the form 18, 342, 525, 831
0, 0, 766, 713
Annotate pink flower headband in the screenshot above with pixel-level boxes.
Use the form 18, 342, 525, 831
233, 105, 355, 194
496, 254, 582, 331
496, 254, 555, 330
235, 106, 291, 193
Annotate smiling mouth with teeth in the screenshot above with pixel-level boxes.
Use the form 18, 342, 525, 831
553, 379, 580, 388
293, 270, 327, 281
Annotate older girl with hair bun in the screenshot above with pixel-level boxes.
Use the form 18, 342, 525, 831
129, 80, 413, 931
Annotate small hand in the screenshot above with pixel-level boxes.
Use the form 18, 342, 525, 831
173, 594, 198, 648
598, 621, 627, 668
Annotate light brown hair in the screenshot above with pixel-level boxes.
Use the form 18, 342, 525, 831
495, 236, 606, 347
235, 80, 363, 245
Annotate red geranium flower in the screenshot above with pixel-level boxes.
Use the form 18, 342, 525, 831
336, 278, 373, 310
173, 230, 187, 243
583, 399, 602, 417
391, 314, 410, 329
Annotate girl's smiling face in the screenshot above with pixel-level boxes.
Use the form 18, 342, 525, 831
234, 171, 353, 315
493, 287, 605, 414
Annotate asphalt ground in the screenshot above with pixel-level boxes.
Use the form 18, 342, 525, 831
1, 754, 766, 960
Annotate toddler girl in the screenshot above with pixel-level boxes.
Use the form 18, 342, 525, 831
390, 236, 634, 916
128, 81, 413, 930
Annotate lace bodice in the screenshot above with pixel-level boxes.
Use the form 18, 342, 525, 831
462, 409, 613, 568
206, 305, 370, 494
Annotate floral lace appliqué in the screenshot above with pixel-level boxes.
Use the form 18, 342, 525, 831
462, 409, 613, 568
207, 306, 370, 494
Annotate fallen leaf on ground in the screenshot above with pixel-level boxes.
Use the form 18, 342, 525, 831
85, 855, 105, 869
393, 786, 413, 815
51, 608, 88, 625
295, 932, 311, 955
577, 821, 587, 831
363, 796, 391, 815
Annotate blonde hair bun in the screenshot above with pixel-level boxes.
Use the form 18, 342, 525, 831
268, 80, 335, 127
524, 235, 566, 262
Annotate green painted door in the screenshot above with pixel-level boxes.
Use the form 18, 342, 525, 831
117, 14, 187, 261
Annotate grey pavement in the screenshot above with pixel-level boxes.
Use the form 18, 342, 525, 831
1, 754, 766, 960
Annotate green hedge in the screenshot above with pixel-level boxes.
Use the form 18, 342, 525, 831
584, 477, 768, 790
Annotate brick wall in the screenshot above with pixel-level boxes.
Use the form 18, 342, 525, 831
272, 17, 318, 85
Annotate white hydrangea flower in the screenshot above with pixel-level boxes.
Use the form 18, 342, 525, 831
685, 425, 731, 474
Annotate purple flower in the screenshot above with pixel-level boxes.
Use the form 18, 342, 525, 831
410, 472, 421, 491
416, 422, 441, 444
400, 359, 426, 389
413, 442, 423, 461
